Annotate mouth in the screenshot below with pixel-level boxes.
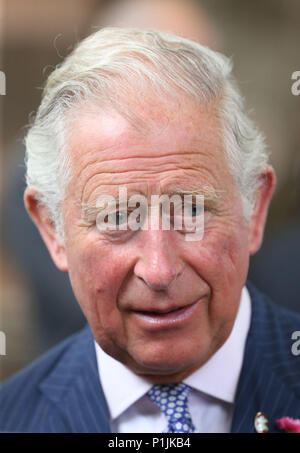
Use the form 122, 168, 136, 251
131, 299, 202, 327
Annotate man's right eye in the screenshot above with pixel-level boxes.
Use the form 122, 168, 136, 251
105, 211, 128, 226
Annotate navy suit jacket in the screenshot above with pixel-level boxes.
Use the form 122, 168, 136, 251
1, 282, 300, 433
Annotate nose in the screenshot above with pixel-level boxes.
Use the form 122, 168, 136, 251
134, 230, 184, 291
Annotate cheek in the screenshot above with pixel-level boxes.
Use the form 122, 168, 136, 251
185, 226, 249, 313
207, 230, 249, 323
65, 240, 134, 358
216, 231, 249, 273
66, 239, 127, 314
194, 237, 246, 280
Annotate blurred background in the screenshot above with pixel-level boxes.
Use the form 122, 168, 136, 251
0, 0, 299, 381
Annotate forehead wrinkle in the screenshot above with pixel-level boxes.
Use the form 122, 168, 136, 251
79, 168, 158, 206
78, 149, 212, 170
79, 168, 200, 207
78, 149, 222, 184
73, 148, 213, 191
68, 108, 224, 182
76, 150, 218, 202
77, 153, 230, 212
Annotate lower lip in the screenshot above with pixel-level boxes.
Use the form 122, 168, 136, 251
131, 299, 201, 328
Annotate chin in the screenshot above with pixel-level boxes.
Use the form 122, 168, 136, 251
129, 332, 223, 380
128, 347, 205, 380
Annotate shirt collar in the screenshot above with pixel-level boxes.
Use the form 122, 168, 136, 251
94, 286, 251, 420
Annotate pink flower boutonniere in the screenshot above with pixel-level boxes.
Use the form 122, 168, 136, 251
276, 417, 300, 433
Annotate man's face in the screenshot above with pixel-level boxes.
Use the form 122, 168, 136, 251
30, 94, 273, 384
59, 96, 251, 382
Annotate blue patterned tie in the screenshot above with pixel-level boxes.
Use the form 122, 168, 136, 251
147, 383, 196, 433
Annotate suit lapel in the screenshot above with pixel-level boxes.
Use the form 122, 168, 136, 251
231, 282, 300, 433
39, 325, 111, 433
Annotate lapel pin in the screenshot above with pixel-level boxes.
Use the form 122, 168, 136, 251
254, 412, 269, 433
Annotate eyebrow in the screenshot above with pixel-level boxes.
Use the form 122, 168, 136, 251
80, 197, 119, 223
164, 186, 225, 213
79, 184, 225, 222
163, 185, 225, 201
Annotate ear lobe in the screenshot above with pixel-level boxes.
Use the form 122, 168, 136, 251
248, 165, 276, 255
24, 187, 68, 272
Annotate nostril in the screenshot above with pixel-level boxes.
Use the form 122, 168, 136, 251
142, 277, 173, 291
134, 250, 185, 291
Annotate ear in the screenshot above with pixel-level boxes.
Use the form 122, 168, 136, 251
248, 165, 276, 255
24, 187, 68, 272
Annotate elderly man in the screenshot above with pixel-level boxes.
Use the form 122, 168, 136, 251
1, 28, 299, 433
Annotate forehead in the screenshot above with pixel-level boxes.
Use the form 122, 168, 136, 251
66, 96, 233, 202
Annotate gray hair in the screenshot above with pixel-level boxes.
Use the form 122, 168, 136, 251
25, 27, 269, 238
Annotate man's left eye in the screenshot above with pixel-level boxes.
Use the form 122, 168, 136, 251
185, 204, 203, 217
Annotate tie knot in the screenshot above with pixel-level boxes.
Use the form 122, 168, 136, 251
147, 383, 195, 433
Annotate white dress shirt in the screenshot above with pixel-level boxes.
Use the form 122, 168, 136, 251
94, 286, 251, 433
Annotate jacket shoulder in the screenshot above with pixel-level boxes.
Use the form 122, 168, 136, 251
0, 325, 90, 432
247, 281, 300, 395
247, 280, 300, 332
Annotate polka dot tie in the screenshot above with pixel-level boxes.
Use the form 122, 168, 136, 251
147, 383, 196, 433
